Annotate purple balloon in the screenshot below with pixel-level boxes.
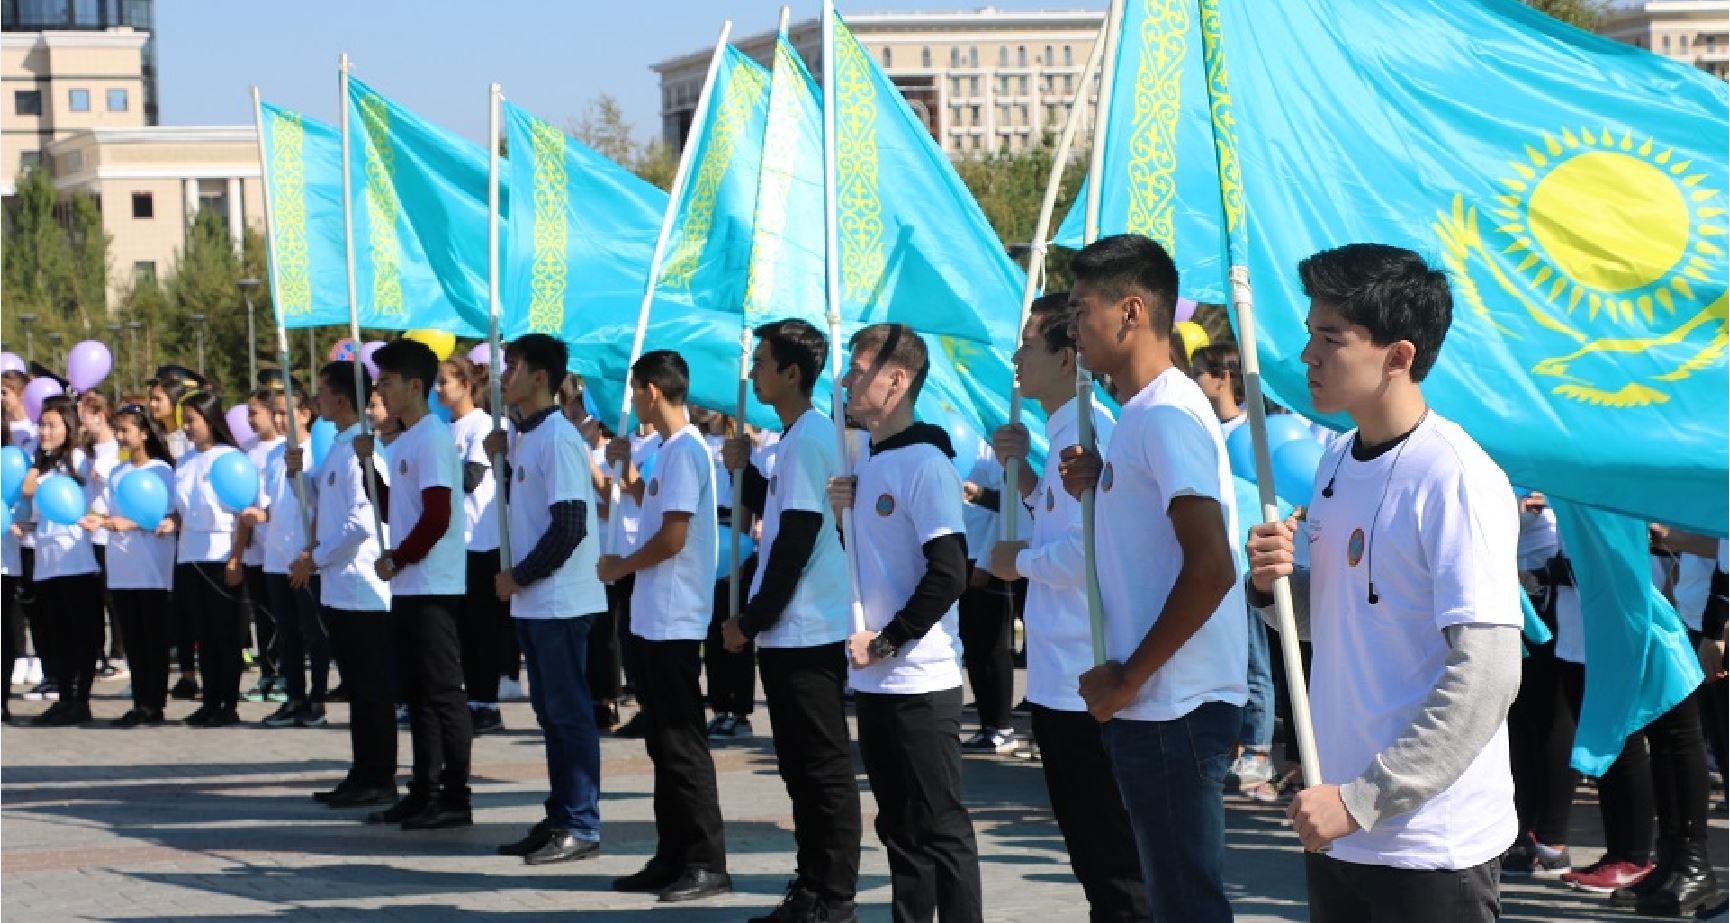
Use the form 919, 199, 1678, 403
0, 352, 24, 374
1174, 297, 1198, 324
360, 340, 387, 382
21, 377, 63, 422
65, 340, 113, 392
226, 403, 256, 446
467, 343, 493, 366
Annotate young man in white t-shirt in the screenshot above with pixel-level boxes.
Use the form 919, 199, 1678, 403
1056, 234, 1246, 923
1246, 243, 1523, 922
597, 350, 730, 903
826, 323, 982, 922
258, 379, 332, 729
354, 339, 473, 831
485, 334, 607, 867
983, 293, 1147, 921
718, 319, 863, 923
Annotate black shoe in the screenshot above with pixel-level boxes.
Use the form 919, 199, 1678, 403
366, 796, 428, 825
29, 701, 69, 726
658, 867, 732, 903
325, 684, 348, 703
612, 712, 647, 739
182, 705, 215, 727
313, 783, 352, 803
497, 818, 555, 856
41, 702, 91, 726
170, 677, 199, 700
470, 705, 503, 735
1636, 840, 1725, 917
326, 785, 397, 808
750, 880, 817, 922
199, 707, 240, 728
262, 701, 302, 727
595, 699, 621, 731
294, 703, 328, 728
612, 861, 682, 893
113, 708, 151, 728
400, 803, 473, 830
816, 898, 860, 923
524, 829, 601, 865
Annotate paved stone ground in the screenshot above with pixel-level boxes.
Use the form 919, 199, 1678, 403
1, 677, 1724, 921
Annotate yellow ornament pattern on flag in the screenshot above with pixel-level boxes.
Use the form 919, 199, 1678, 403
659, 59, 768, 291
1123, 0, 1188, 255
356, 91, 404, 319
268, 109, 312, 318
526, 114, 569, 335
835, 18, 884, 306
1197, 0, 1243, 238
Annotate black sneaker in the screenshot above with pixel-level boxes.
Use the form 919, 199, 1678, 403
262, 701, 302, 728
294, 703, 328, 728
113, 708, 154, 728
41, 701, 92, 726
400, 802, 473, 830
182, 705, 216, 727
470, 705, 503, 735
366, 795, 428, 825
613, 712, 647, 739
326, 684, 348, 703
29, 701, 68, 726
170, 677, 199, 700
706, 713, 733, 739
199, 707, 240, 728
749, 880, 817, 922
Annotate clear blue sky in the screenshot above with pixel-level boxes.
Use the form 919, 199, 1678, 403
157, 0, 1094, 145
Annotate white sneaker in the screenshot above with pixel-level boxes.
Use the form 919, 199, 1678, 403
498, 676, 527, 701
9, 658, 27, 685
1228, 753, 1276, 789
25, 657, 43, 685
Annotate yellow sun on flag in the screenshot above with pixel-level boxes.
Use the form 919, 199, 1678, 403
1489, 127, 1723, 325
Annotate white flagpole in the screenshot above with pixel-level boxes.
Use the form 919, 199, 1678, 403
1076, 0, 1125, 665
250, 86, 314, 545
605, 20, 734, 561
1194, 0, 1322, 789
999, 22, 1109, 543
823, 0, 867, 636
338, 53, 387, 548
487, 83, 512, 567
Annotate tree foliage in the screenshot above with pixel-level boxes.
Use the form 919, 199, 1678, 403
1523, 0, 1609, 30
571, 93, 679, 192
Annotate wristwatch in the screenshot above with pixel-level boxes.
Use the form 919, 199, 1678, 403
378, 553, 397, 579
867, 634, 900, 661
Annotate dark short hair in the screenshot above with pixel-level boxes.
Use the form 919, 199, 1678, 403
1070, 234, 1178, 336
319, 360, 370, 413
373, 338, 439, 399
632, 350, 689, 404
1298, 243, 1452, 382
1190, 343, 1244, 404
504, 334, 568, 399
1028, 291, 1075, 353
849, 323, 930, 402
754, 318, 828, 396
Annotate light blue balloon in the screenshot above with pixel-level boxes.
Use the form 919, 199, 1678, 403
1265, 413, 1314, 450
308, 419, 336, 470
35, 474, 86, 526
1272, 438, 1328, 508
429, 400, 452, 424
1, 446, 27, 505
1226, 423, 1258, 481
944, 410, 983, 478
209, 451, 260, 513
716, 533, 756, 581
1226, 414, 1313, 482
115, 467, 170, 530
1232, 475, 1294, 528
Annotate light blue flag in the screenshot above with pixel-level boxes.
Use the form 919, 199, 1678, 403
344, 76, 491, 337
1552, 499, 1703, 774
740, 33, 830, 335
258, 102, 350, 330
1074, 0, 1727, 537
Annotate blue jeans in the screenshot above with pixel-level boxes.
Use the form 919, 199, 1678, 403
1103, 700, 1240, 923
1241, 610, 1274, 752
516, 616, 601, 841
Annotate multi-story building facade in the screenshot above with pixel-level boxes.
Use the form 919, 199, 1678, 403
652, 8, 1103, 157
1598, 0, 1729, 78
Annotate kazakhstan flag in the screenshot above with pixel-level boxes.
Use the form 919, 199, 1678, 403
258, 101, 349, 330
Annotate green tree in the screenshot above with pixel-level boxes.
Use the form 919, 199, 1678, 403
2, 167, 112, 368
65, 192, 110, 334
1523, 0, 1608, 30
570, 93, 679, 191
951, 139, 1085, 290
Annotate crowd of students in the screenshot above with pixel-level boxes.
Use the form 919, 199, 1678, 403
2, 233, 1726, 922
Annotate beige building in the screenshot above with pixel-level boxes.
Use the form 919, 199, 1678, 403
1, 26, 150, 191
652, 8, 1103, 157
1598, 0, 1729, 78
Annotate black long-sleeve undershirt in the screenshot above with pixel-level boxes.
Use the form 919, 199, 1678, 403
738, 509, 822, 638
878, 532, 968, 650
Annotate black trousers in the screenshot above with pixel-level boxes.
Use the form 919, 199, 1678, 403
610, 573, 640, 693
2, 575, 18, 713
267, 573, 329, 703
855, 686, 983, 923
112, 588, 172, 712
460, 550, 507, 704
181, 561, 245, 709
244, 563, 276, 678
759, 642, 863, 903
958, 568, 1014, 731
326, 606, 397, 789
94, 544, 121, 660
705, 554, 758, 716
1030, 705, 1150, 922
37, 573, 103, 703
171, 562, 200, 676
1560, 659, 1654, 863
588, 583, 623, 702
1644, 682, 1714, 853
1306, 853, 1500, 923
392, 595, 472, 801
636, 637, 727, 872
1270, 622, 1314, 764
1508, 640, 1576, 846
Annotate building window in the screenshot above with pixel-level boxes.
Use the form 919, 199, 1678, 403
969, 47, 978, 67
972, 76, 980, 94
1064, 45, 1073, 66
1020, 75, 1029, 94
1680, 34, 1689, 50
106, 87, 128, 111
19, 151, 42, 171
1045, 45, 1054, 65
132, 192, 153, 218
1018, 45, 1027, 66
1064, 73, 1075, 93
922, 46, 931, 68
1663, 34, 1672, 52
1706, 35, 1716, 53
950, 47, 960, 66
881, 47, 892, 68
69, 88, 90, 111
14, 90, 42, 116
998, 46, 1008, 66
133, 261, 156, 285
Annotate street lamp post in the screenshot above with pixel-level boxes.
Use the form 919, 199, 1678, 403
189, 314, 207, 372
126, 322, 142, 391
18, 314, 36, 364
238, 278, 262, 388
106, 323, 123, 401
46, 332, 64, 374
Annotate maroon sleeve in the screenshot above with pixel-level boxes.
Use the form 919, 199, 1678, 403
391, 486, 452, 567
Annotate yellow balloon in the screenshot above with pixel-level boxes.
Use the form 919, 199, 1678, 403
1175, 321, 1211, 360
403, 328, 456, 361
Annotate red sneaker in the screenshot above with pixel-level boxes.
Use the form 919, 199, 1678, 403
1563, 858, 1654, 894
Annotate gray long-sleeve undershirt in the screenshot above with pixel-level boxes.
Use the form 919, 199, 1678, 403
1246, 571, 1523, 832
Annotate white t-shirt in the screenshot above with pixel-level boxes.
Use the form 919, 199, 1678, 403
384, 413, 465, 597
33, 450, 99, 580
750, 410, 849, 649
508, 411, 607, 619
1672, 552, 1717, 633
1093, 369, 1247, 721
1301, 413, 1520, 870
616, 431, 663, 554
9, 420, 39, 457
86, 439, 120, 546
706, 432, 736, 515
451, 408, 501, 553
959, 439, 1003, 561
1018, 396, 1116, 712
629, 425, 718, 641
848, 435, 967, 695
312, 424, 390, 612
175, 445, 239, 564
104, 460, 177, 590
262, 440, 311, 574
1516, 507, 1560, 573
241, 436, 283, 566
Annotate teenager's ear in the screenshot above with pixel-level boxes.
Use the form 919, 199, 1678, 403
1386, 340, 1418, 378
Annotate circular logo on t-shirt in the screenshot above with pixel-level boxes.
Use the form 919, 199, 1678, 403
648, 478, 660, 497
1101, 462, 1115, 493
398, 459, 409, 476
327, 471, 336, 487
875, 493, 895, 517
1045, 486, 1055, 511
1347, 528, 1366, 567
516, 466, 526, 483
769, 474, 779, 496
